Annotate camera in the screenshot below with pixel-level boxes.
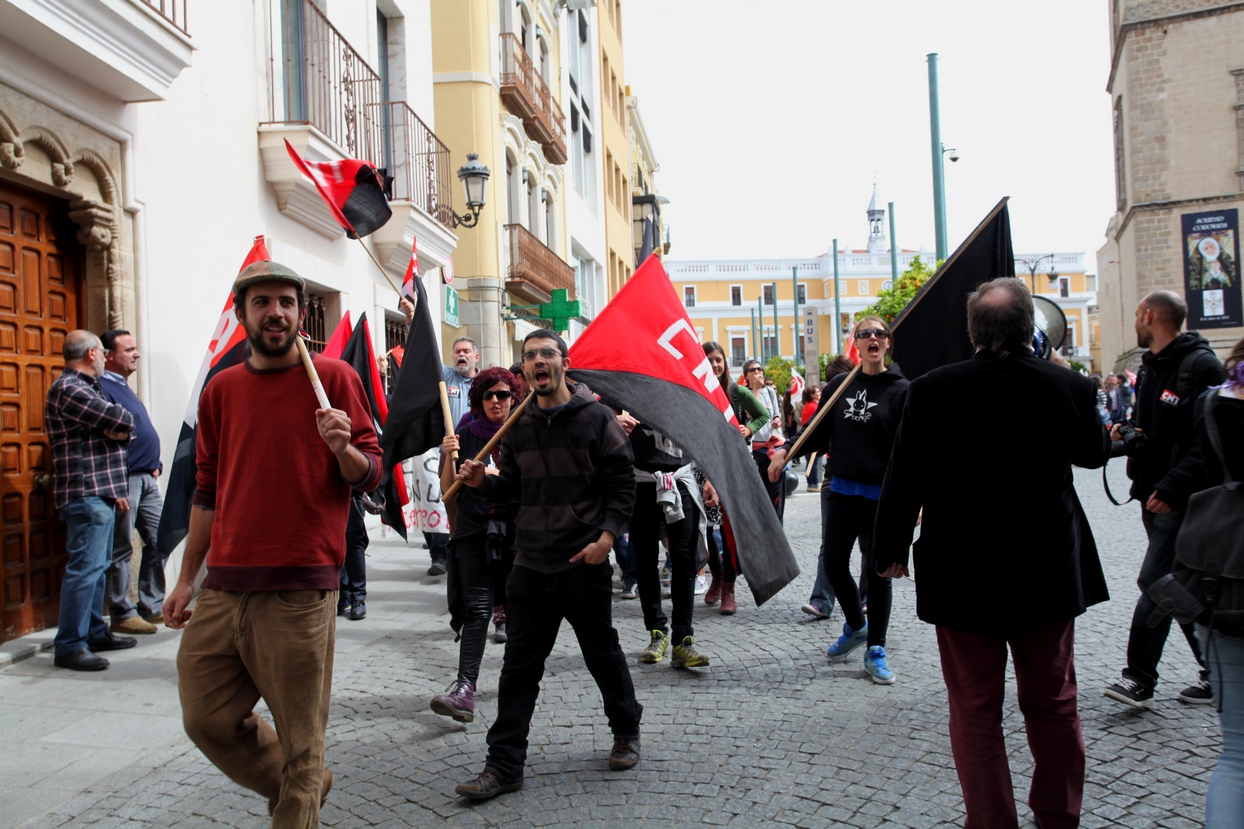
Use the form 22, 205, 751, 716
1116, 421, 1148, 453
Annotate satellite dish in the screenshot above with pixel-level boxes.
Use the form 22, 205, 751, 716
1031, 295, 1067, 359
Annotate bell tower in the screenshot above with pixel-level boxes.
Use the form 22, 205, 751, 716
866, 183, 886, 254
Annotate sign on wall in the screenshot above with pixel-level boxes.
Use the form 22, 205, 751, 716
1181, 208, 1241, 329
802, 305, 819, 376
443, 285, 460, 327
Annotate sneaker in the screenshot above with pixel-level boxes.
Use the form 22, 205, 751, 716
492, 606, 507, 644
694, 575, 708, 595
671, 636, 710, 669
456, 769, 523, 800
430, 679, 476, 723
826, 621, 868, 660
806, 485, 821, 493
800, 602, 829, 620
1104, 677, 1155, 709
864, 646, 895, 684
640, 630, 669, 664
110, 616, 157, 635
1178, 673, 1214, 705
608, 737, 641, 771
427, 557, 447, 577
621, 583, 639, 599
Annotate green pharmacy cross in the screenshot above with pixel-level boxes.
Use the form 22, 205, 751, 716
539, 289, 580, 333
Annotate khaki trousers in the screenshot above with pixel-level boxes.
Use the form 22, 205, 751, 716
177, 588, 336, 829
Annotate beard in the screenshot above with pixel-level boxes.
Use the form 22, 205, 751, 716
529, 365, 563, 396
453, 360, 475, 376
244, 317, 298, 357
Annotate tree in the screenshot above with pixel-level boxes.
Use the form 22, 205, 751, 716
858, 255, 937, 324
764, 356, 796, 394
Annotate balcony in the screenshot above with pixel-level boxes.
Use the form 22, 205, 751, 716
0, 0, 193, 101
506, 224, 575, 304
498, 34, 568, 165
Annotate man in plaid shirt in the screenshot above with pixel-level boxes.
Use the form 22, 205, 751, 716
46, 330, 137, 671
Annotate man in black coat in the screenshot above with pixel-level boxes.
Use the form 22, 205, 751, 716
873, 277, 1110, 829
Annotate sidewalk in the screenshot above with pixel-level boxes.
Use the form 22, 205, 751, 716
0, 528, 441, 829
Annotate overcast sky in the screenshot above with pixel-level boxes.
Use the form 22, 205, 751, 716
620, 1, 1115, 266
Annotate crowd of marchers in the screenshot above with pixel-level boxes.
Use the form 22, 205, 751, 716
42, 267, 1244, 829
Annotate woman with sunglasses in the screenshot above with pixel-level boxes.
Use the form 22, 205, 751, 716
769, 316, 909, 684
431, 366, 524, 722
742, 359, 787, 521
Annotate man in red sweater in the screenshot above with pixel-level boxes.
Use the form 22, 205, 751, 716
164, 261, 382, 827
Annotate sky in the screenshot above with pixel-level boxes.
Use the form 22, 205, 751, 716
620, 0, 1116, 265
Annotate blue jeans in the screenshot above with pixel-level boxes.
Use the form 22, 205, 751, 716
613, 531, 637, 588
55, 496, 116, 656
1198, 626, 1244, 829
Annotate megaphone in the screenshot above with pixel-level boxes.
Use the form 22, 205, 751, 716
1032, 295, 1067, 360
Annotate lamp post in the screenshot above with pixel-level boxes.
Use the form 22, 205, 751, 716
1017, 254, 1060, 295
832, 238, 842, 354
450, 153, 490, 229
928, 53, 949, 263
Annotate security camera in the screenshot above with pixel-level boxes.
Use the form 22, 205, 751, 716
947, 149, 960, 163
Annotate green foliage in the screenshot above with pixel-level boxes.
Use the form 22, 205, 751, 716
764, 356, 796, 394
857, 255, 938, 324
1068, 359, 1087, 373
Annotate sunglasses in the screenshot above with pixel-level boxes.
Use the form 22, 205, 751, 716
747, 367, 765, 373
482, 390, 512, 401
855, 328, 891, 340
522, 347, 561, 361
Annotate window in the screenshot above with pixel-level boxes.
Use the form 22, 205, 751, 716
763, 332, 778, 357
567, 10, 595, 201
384, 315, 408, 393
763, 285, 775, 305
1059, 276, 1070, 298
730, 285, 742, 306
730, 336, 746, 365
683, 286, 696, 308
304, 291, 327, 353
797, 283, 807, 304
857, 280, 869, 295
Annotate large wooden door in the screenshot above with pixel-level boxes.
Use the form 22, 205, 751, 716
0, 183, 82, 641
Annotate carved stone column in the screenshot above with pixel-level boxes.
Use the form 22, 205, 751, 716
68, 198, 124, 329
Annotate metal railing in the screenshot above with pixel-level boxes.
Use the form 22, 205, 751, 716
499, 34, 567, 164
367, 101, 455, 232
140, 0, 188, 33
506, 224, 575, 300
271, 0, 382, 158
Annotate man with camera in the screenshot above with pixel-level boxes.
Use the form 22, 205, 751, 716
1104, 291, 1225, 709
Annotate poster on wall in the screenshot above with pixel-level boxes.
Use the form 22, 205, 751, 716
1181, 208, 1241, 329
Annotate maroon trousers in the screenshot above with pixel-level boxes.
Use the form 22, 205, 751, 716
936, 618, 1084, 829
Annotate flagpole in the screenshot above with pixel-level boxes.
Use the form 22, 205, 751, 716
441, 397, 531, 502
438, 381, 458, 461
785, 196, 1010, 461
355, 238, 403, 298
296, 335, 332, 410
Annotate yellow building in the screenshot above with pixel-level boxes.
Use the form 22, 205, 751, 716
597, 0, 633, 297
431, 0, 575, 366
628, 89, 669, 265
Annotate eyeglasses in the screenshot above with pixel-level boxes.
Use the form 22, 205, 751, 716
522, 347, 561, 361
747, 367, 765, 373
482, 390, 512, 401
854, 328, 891, 340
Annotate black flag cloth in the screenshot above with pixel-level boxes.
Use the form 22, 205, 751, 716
339, 313, 409, 540
889, 198, 1015, 381
380, 268, 444, 469
567, 255, 799, 606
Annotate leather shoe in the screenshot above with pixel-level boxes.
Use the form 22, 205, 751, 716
347, 599, 366, 621
87, 631, 138, 652
608, 737, 641, 771
455, 769, 523, 801
111, 616, 157, 635
54, 649, 109, 671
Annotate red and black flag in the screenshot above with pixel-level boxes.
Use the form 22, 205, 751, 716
889, 198, 1015, 381
401, 237, 419, 303
321, 310, 353, 360
156, 236, 267, 555
380, 265, 445, 468
284, 139, 392, 239
339, 313, 411, 539
568, 256, 799, 606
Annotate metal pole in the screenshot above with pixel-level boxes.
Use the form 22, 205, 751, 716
771, 281, 779, 360
889, 202, 900, 282
750, 307, 757, 361
791, 266, 799, 368
928, 53, 949, 263
832, 238, 842, 354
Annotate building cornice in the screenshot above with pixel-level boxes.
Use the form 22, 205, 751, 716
1113, 192, 1244, 239
1107, 2, 1244, 92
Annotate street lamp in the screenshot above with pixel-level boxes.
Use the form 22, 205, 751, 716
1017, 254, 1058, 294
451, 153, 490, 229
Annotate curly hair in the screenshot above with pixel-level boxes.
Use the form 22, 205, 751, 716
468, 366, 523, 417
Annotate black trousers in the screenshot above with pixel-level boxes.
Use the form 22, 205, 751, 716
753, 448, 785, 522
340, 498, 368, 602
822, 491, 891, 648
485, 563, 643, 779
454, 552, 493, 685
631, 481, 697, 643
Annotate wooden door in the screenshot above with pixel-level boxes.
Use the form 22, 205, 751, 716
0, 184, 81, 641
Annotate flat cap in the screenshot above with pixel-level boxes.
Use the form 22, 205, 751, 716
233, 260, 305, 295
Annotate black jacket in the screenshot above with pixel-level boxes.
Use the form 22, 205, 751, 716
793, 366, 909, 486
1154, 389, 1244, 508
482, 384, 635, 573
1127, 333, 1225, 501
872, 350, 1111, 630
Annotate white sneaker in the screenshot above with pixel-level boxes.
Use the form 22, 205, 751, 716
694, 575, 708, 595
621, 583, 639, 599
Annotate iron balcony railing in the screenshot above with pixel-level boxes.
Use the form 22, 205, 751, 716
498, 34, 567, 164
367, 101, 455, 232
140, 0, 188, 33
270, 0, 382, 159
506, 224, 575, 302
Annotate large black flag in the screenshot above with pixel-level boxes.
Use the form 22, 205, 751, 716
339, 313, 409, 540
890, 198, 1015, 381
380, 268, 444, 469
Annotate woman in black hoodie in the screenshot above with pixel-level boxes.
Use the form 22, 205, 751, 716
770, 315, 909, 684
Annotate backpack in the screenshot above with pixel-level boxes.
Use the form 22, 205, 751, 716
1164, 395, 1244, 637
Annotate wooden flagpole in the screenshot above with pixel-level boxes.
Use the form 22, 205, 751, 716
355, 237, 403, 298
784, 196, 1011, 461
441, 396, 531, 502
439, 381, 458, 461
296, 335, 332, 410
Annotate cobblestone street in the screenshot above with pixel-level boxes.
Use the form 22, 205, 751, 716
2, 461, 1220, 828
